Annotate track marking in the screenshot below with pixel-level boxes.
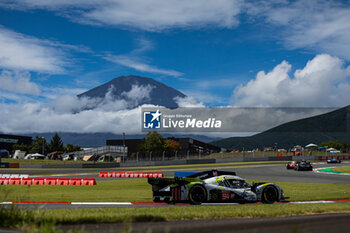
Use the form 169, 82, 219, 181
1, 199, 350, 206
313, 167, 350, 175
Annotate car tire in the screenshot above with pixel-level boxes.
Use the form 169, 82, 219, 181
261, 186, 279, 204
188, 185, 207, 205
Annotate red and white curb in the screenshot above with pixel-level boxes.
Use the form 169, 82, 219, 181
1, 199, 350, 206
313, 167, 350, 175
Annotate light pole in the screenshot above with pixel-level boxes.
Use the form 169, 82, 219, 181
122, 132, 126, 163
41, 137, 45, 155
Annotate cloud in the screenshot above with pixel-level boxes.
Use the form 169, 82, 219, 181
0, 101, 143, 134
232, 54, 350, 107
173, 96, 204, 107
0, 70, 40, 95
0, 0, 243, 31
0, 27, 68, 73
246, 0, 350, 60
103, 38, 183, 77
105, 55, 183, 77
1, 83, 157, 134
180, 89, 227, 106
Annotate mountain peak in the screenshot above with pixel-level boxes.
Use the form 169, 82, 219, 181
78, 75, 186, 108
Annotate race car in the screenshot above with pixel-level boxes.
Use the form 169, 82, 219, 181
294, 160, 313, 171
327, 157, 341, 164
148, 170, 286, 205
286, 161, 297, 169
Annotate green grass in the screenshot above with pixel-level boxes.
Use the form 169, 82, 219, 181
331, 166, 350, 174
1, 179, 350, 229
0, 179, 152, 202
1, 179, 350, 202
1, 203, 350, 228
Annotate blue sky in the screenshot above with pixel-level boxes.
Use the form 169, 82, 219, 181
1, 0, 350, 134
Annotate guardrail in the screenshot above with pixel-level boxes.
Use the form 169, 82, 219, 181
0, 178, 96, 185
99, 172, 163, 178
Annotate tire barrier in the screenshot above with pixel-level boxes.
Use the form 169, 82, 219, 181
0, 178, 96, 185
99, 171, 163, 178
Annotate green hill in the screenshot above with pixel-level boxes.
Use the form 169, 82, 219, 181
211, 106, 350, 150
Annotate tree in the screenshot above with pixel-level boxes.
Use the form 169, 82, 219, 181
164, 139, 181, 156
138, 132, 164, 158
30, 136, 47, 154
48, 133, 64, 153
65, 144, 82, 153
12, 143, 31, 154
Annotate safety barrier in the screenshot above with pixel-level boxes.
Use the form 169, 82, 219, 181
0, 178, 96, 185
99, 171, 163, 178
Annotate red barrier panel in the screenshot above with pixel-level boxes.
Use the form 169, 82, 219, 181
0, 178, 9, 185
125, 172, 133, 178
99, 172, 108, 177
45, 178, 57, 185
120, 172, 126, 178
21, 178, 33, 185
69, 178, 82, 185
9, 178, 21, 185
134, 172, 143, 178
33, 178, 45, 185
108, 172, 116, 177
82, 178, 96, 185
57, 178, 70, 185
153, 172, 163, 178
116, 172, 122, 177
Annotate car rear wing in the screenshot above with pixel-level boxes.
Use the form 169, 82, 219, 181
186, 170, 236, 180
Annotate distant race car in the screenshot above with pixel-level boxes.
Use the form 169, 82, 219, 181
294, 160, 313, 171
148, 170, 286, 205
327, 158, 341, 164
286, 161, 297, 169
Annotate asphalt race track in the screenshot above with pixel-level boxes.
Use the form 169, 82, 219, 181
59, 213, 350, 233
1, 161, 350, 233
7, 162, 347, 184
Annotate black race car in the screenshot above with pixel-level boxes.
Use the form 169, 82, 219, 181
148, 170, 286, 205
294, 160, 313, 171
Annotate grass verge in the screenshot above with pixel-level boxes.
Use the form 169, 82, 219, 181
331, 166, 350, 174
1, 203, 350, 228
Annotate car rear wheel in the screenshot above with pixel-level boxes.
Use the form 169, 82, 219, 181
262, 186, 279, 204
189, 185, 207, 205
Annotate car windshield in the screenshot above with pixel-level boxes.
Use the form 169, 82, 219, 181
226, 179, 250, 188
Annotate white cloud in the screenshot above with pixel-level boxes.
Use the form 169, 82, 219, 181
0, 70, 40, 95
246, 0, 350, 60
232, 54, 350, 107
103, 37, 183, 77
180, 89, 227, 106
0, 101, 143, 134
1, 83, 157, 134
174, 96, 204, 107
0, 0, 243, 31
105, 55, 183, 77
0, 27, 67, 73
121, 84, 154, 107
